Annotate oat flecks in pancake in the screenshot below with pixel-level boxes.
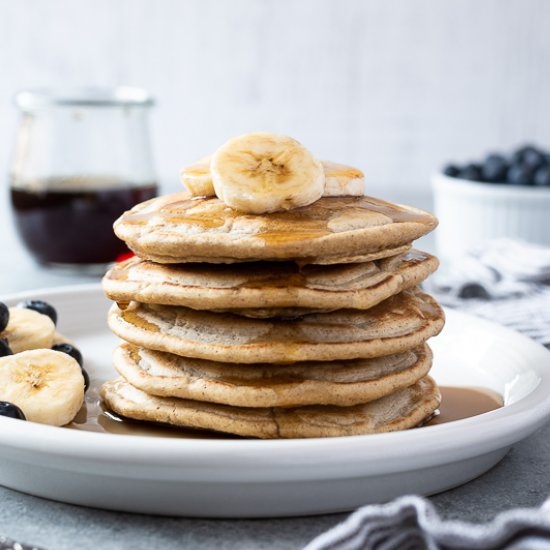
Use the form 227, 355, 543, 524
113, 193, 437, 263
100, 376, 441, 439
107, 289, 444, 364
101, 186, 444, 439
113, 343, 433, 408
103, 250, 439, 315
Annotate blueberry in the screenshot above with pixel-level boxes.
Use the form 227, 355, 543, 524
17, 300, 57, 325
81, 367, 90, 392
51, 343, 88, 391
0, 302, 8, 333
0, 338, 13, 357
459, 163, 483, 182
482, 154, 508, 183
507, 164, 534, 185
52, 343, 83, 367
0, 401, 26, 420
534, 165, 550, 187
443, 164, 460, 177
512, 144, 539, 165
523, 148, 546, 170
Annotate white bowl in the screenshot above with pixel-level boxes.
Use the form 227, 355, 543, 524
432, 173, 550, 260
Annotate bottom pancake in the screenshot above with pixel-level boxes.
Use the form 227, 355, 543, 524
113, 343, 433, 408
100, 376, 440, 439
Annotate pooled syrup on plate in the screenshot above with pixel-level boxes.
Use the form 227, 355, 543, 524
68, 381, 235, 439
425, 386, 503, 426
66, 386, 503, 438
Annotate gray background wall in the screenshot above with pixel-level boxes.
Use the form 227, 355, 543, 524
1, 0, 549, 197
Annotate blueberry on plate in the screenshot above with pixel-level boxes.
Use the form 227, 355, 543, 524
17, 300, 57, 325
52, 343, 83, 367
0, 338, 13, 357
507, 164, 534, 185
534, 165, 550, 187
51, 343, 89, 391
482, 154, 508, 183
0, 302, 9, 333
443, 164, 460, 177
81, 367, 90, 392
0, 401, 26, 420
460, 163, 483, 182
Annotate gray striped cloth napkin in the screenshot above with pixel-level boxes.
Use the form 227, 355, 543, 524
304, 496, 550, 550
305, 239, 550, 550
425, 238, 550, 348
0, 536, 43, 550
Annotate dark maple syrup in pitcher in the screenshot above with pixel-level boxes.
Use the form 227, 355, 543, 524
10, 87, 157, 268
11, 177, 157, 265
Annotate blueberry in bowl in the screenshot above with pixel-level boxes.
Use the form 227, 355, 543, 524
442, 144, 550, 187
433, 143, 550, 258
481, 154, 508, 183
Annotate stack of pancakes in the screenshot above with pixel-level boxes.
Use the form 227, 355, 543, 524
101, 194, 444, 438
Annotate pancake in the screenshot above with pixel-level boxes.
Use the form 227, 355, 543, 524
300, 245, 411, 265
103, 250, 439, 317
113, 193, 437, 264
123, 244, 414, 267
114, 343, 433, 408
107, 289, 444, 364
100, 375, 441, 439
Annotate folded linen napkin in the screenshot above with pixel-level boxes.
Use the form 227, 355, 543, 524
424, 238, 550, 347
0, 536, 43, 550
304, 495, 550, 550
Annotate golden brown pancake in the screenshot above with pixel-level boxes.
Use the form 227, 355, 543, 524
113, 193, 437, 264
103, 250, 439, 317
114, 343, 433, 408
107, 289, 444, 364
101, 376, 440, 439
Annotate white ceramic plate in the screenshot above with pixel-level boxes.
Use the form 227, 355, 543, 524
1, 284, 549, 518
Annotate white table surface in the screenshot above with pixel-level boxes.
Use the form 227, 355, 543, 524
1, 190, 549, 550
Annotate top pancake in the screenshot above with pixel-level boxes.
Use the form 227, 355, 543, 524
114, 193, 437, 264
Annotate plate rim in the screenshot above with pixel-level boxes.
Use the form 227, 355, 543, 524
1, 283, 550, 481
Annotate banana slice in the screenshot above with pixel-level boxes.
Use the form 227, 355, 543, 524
210, 132, 325, 214
179, 155, 212, 197
1, 308, 56, 353
0, 349, 85, 426
321, 160, 365, 197
181, 156, 364, 200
